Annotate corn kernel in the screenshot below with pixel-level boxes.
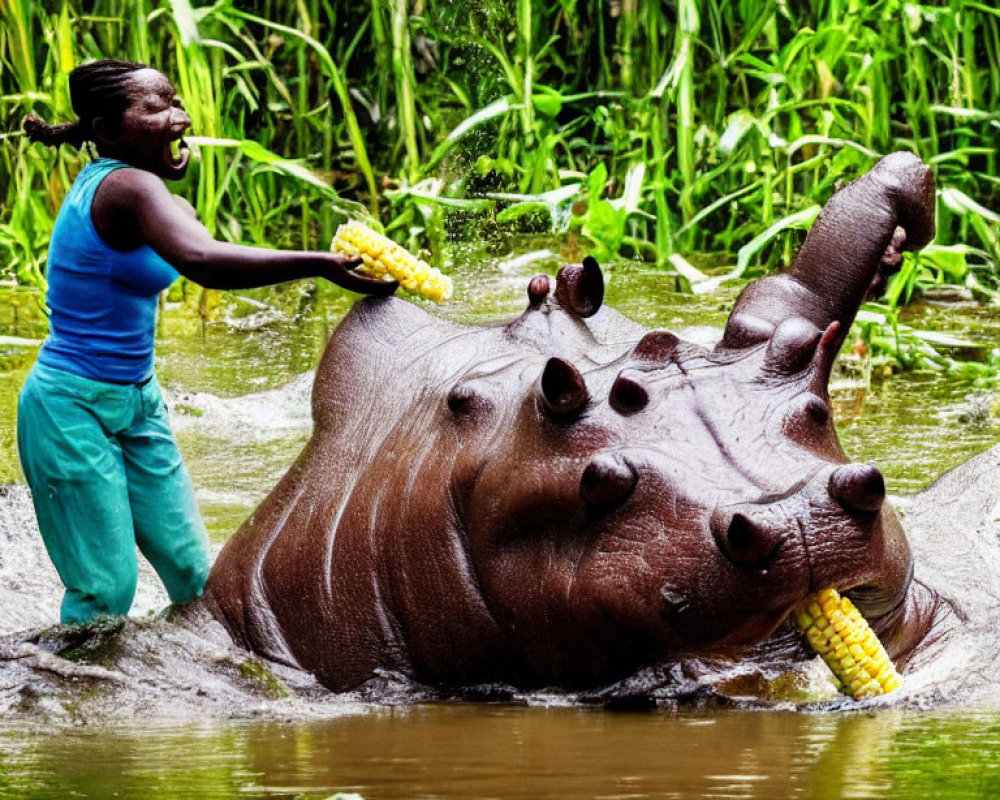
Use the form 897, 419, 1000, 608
795, 588, 902, 700
331, 220, 453, 302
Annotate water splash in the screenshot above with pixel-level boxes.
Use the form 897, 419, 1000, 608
165, 372, 314, 441
0, 486, 170, 636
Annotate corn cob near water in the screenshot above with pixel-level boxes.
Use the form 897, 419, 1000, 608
332, 220, 453, 302
796, 588, 902, 700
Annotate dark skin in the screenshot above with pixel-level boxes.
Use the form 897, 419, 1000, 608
90, 68, 396, 295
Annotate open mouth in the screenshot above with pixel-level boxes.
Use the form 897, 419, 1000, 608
841, 583, 906, 621
759, 582, 907, 664
165, 135, 191, 175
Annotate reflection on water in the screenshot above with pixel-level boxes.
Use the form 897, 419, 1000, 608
834, 371, 1000, 494
2, 705, 1000, 799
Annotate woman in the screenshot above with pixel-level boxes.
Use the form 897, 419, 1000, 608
18, 59, 395, 625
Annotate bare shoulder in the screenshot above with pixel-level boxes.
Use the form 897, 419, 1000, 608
171, 193, 198, 219
98, 166, 174, 208
93, 167, 201, 250
94, 167, 183, 240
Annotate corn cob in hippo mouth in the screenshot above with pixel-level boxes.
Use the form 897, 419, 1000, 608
796, 588, 903, 699
332, 220, 453, 302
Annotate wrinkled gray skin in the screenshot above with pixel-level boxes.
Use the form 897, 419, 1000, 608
205, 152, 944, 694
889, 444, 1000, 705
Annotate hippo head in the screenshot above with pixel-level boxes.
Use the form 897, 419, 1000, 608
452, 264, 913, 686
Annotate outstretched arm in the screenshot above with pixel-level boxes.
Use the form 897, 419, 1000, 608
96, 167, 397, 296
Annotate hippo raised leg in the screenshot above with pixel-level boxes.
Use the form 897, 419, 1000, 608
205, 153, 940, 693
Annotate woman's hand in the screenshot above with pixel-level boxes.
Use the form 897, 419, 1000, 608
322, 253, 399, 297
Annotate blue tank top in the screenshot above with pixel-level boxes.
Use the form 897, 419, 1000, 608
37, 158, 180, 384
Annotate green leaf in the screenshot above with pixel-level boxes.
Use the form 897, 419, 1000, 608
490, 185, 582, 231
445, 96, 515, 143
496, 203, 544, 223
532, 88, 563, 118
387, 182, 492, 212
168, 0, 201, 47
940, 187, 1000, 224
918, 244, 971, 281
734, 205, 821, 278
427, 96, 516, 168
609, 163, 647, 215
587, 163, 608, 204
668, 253, 711, 287
487, 185, 582, 206
581, 199, 626, 261
185, 136, 335, 195
718, 110, 760, 156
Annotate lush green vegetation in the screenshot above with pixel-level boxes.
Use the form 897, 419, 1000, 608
1, 0, 998, 371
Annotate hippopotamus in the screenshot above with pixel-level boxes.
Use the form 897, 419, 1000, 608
205, 152, 943, 695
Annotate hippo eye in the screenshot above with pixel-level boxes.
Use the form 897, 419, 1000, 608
801, 394, 830, 425
447, 383, 491, 417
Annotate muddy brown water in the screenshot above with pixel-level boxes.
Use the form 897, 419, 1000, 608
2, 251, 1000, 799
4, 706, 1000, 799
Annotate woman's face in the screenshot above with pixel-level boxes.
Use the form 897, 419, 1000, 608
100, 68, 192, 180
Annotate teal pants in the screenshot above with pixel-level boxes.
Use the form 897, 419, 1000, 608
17, 362, 210, 624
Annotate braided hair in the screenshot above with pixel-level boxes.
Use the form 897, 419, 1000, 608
23, 59, 148, 149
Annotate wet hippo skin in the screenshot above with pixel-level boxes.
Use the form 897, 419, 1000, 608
205, 152, 941, 693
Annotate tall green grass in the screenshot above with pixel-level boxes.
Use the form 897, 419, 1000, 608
2, 0, 997, 305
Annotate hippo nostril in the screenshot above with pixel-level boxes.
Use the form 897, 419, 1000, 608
609, 372, 649, 415
829, 463, 885, 514
580, 453, 638, 507
538, 357, 589, 418
711, 508, 781, 567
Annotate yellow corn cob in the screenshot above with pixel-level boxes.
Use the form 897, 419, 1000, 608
331, 220, 453, 302
795, 588, 902, 700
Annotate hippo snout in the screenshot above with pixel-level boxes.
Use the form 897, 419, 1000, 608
711, 462, 885, 572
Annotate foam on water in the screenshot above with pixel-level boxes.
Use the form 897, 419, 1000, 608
165, 370, 315, 442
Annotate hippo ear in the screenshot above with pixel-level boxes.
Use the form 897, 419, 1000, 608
526, 273, 552, 308
538, 357, 589, 418
554, 257, 604, 318
720, 154, 935, 356
810, 321, 841, 390
759, 317, 842, 393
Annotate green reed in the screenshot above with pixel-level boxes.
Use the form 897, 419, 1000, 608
1, 0, 997, 323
